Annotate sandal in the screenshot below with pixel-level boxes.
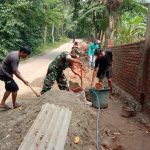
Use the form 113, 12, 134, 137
13, 103, 21, 109
0, 104, 11, 110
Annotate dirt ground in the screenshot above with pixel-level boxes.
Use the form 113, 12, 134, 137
0, 42, 150, 150
66, 56, 150, 150
0, 91, 97, 150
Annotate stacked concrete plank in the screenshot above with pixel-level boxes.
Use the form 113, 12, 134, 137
18, 103, 72, 150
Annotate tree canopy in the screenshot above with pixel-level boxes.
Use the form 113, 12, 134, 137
64, 0, 148, 46
0, 0, 65, 60
0, 0, 149, 60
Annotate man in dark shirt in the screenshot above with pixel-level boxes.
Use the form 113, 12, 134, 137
0, 47, 31, 110
91, 49, 113, 98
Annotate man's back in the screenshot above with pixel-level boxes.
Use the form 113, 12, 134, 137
95, 51, 112, 70
50, 51, 71, 71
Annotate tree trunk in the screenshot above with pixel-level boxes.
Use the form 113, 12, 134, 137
52, 23, 55, 43
98, 30, 101, 40
104, 28, 111, 48
100, 31, 105, 44
43, 25, 48, 45
92, 10, 97, 38
61, 25, 64, 36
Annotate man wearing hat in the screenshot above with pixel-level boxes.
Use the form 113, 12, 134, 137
41, 47, 82, 94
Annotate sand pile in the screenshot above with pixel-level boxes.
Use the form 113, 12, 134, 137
0, 91, 97, 150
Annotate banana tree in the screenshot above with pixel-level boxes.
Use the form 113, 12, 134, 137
114, 12, 147, 44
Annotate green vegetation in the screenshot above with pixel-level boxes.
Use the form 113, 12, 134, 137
63, 0, 148, 46
0, 0, 149, 60
0, 0, 70, 61
114, 12, 147, 44
31, 37, 69, 56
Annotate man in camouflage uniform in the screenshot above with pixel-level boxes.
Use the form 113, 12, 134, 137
41, 48, 82, 94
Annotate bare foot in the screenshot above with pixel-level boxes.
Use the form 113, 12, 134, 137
109, 95, 113, 99
85, 101, 92, 106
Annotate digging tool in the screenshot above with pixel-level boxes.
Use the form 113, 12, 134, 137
80, 66, 83, 88
28, 84, 40, 97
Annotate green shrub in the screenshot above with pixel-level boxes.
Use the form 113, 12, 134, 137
0, 46, 8, 61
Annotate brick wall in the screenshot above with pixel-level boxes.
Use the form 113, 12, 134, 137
111, 41, 150, 111
145, 54, 150, 111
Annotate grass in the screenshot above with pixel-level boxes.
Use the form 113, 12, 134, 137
0, 37, 70, 63
31, 37, 70, 57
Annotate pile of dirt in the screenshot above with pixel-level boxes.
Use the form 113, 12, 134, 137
0, 91, 97, 150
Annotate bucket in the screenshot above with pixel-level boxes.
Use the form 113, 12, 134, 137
89, 87, 109, 109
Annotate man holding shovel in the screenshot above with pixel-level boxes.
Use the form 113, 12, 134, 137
41, 47, 83, 94
91, 49, 113, 98
0, 47, 31, 110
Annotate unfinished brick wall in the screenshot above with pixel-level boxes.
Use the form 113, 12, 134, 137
111, 41, 150, 111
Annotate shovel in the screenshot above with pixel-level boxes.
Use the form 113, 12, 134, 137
80, 65, 83, 88
69, 66, 83, 93
28, 84, 40, 97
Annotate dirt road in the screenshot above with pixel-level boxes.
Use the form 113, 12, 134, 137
0, 42, 73, 100
0, 41, 150, 150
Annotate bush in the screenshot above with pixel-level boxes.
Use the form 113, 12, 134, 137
0, 46, 8, 61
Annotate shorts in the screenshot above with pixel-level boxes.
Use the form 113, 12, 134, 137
0, 75, 19, 92
97, 66, 112, 80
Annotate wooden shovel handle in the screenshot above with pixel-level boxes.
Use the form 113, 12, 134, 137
28, 84, 40, 97
80, 66, 83, 88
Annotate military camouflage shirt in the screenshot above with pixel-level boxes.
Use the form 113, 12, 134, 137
49, 51, 71, 72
